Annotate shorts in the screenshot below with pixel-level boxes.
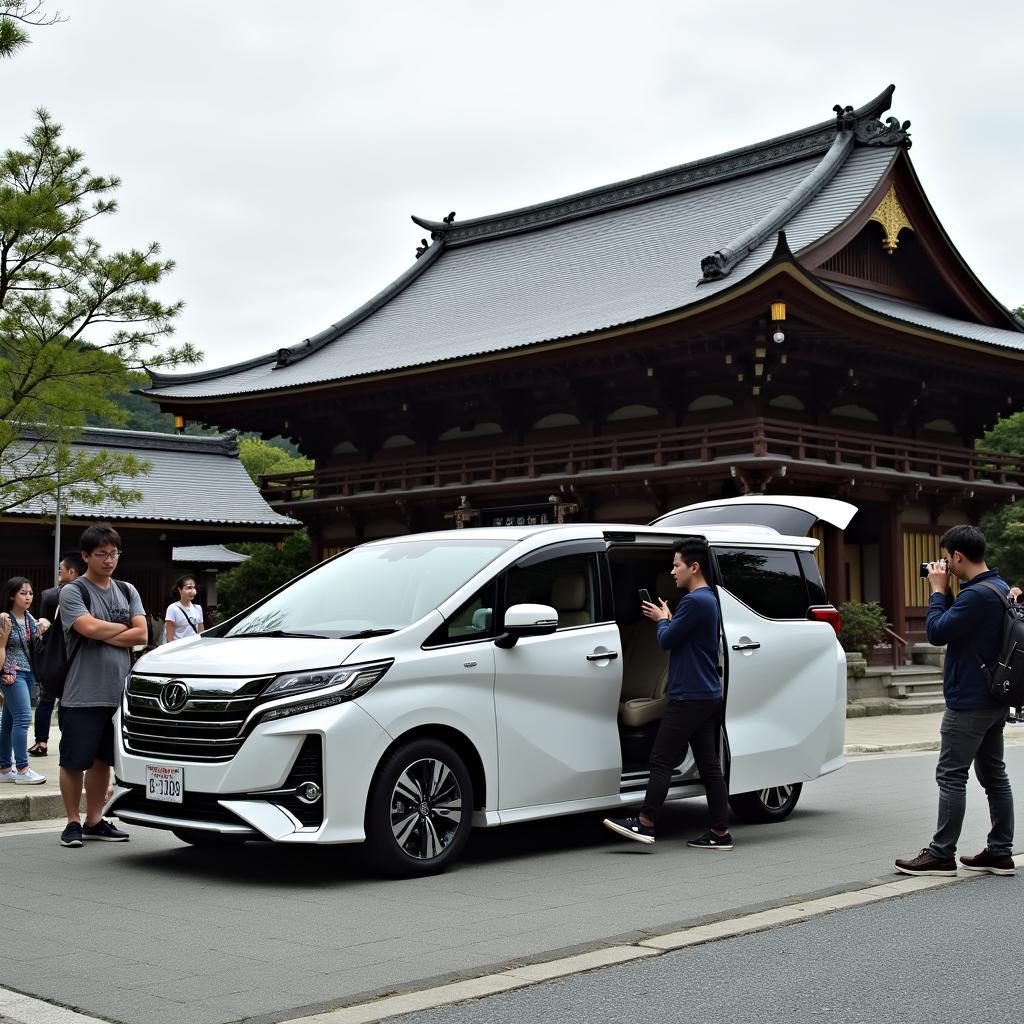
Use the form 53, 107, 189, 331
58, 706, 116, 771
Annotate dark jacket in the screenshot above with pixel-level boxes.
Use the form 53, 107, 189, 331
925, 569, 1008, 710
655, 586, 721, 700
39, 585, 61, 622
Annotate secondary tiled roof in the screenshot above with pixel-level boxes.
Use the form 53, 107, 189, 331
833, 286, 1024, 352
172, 544, 251, 565
150, 86, 993, 402
6, 428, 300, 527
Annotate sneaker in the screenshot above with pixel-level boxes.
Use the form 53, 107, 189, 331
60, 822, 83, 848
14, 767, 46, 785
602, 816, 655, 845
28, 743, 47, 757
895, 848, 957, 876
959, 849, 1016, 876
0, 767, 17, 783
82, 818, 129, 842
687, 830, 734, 850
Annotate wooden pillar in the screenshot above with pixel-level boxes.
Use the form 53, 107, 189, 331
878, 501, 905, 639
823, 524, 846, 607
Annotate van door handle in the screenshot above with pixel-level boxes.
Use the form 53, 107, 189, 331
587, 651, 619, 661
731, 642, 760, 651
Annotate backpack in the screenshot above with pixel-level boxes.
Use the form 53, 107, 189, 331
33, 579, 132, 700
971, 581, 1024, 707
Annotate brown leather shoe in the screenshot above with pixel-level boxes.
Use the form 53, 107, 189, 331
959, 850, 1016, 876
895, 848, 957, 876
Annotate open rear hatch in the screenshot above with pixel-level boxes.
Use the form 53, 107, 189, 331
649, 495, 857, 535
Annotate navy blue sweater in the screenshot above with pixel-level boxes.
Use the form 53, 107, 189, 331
656, 586, 721, 700
925, 569, 1008, 710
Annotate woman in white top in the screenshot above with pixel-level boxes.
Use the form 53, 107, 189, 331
164, 575, 205, 642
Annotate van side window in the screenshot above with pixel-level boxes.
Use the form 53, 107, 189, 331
427, 582, 498, 645
798, 551, 828, 606
505, 553, 596, 628
715, 547, 808, 620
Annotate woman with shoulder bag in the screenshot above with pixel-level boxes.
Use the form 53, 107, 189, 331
0, 577, 49, 784
164, 575, 205, 643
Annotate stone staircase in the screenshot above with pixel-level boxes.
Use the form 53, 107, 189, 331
849, 644, 946, 715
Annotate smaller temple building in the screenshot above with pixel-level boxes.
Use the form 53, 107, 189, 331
142, 86, 1024, 641
2, 427, 299, 620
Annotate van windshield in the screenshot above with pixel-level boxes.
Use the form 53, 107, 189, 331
222, 538, 513, 638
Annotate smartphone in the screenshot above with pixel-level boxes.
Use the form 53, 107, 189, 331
638, 588, 653, 605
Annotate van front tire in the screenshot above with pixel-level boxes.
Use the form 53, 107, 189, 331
729, 782, 802, 823
365, 738, 473, 877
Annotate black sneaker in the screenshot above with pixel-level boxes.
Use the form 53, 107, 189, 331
60, 821, 83, 848
687, 830, 734, 850
602, 816, 655, 845
82, 818, 129, 842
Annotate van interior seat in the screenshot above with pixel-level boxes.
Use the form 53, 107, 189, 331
551, 573, 590, 627
618, 572, 674, 728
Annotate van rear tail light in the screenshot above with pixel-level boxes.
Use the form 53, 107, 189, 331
809, 606, 842, 635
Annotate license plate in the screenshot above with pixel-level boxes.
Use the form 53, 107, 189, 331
145, 765, 183, 804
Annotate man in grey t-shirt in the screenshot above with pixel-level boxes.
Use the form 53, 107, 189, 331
57, 524, 147, 849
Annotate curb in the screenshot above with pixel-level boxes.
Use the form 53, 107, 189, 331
0, 792, 84, 824
845, 741, 939, 755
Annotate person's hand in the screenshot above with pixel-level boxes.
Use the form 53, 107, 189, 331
1010, 586, 1022, 602
36, 617, 50, 634
0, 614, 10, 642
927, 560, 951, 595
1, 671, 14, 686
642, 598, 672, 622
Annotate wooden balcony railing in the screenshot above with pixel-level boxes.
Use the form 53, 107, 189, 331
260, 416, 1024, 506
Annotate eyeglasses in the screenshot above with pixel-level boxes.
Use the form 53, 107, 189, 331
91, 550, 121, 562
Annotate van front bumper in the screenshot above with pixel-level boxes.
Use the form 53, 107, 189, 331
110, 701, 392, 844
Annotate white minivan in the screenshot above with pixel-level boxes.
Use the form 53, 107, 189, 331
109, 496, 855, 875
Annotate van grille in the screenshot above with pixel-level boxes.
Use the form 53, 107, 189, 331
122, 673, 275, 762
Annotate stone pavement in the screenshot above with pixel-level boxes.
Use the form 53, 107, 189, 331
0, 721, 89, 823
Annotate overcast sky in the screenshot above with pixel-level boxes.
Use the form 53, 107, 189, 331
5, 1, 1022, 372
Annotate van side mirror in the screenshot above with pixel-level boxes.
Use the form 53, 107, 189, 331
495, 603, 559, 649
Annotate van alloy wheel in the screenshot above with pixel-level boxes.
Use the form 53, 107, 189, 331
365, 738, 473, 877
728, 781, 802, 823
390, 758, 463, 860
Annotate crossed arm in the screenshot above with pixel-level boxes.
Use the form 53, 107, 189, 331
72, 614, 149, 647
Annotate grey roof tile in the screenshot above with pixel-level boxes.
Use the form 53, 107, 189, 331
148, 147, 897, 400
172, 544, 251, 564
6, 428, 300, 527
832, 286, 1024, 351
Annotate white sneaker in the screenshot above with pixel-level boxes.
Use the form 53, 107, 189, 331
14, 767, 46, 785
0, 768, 18, 783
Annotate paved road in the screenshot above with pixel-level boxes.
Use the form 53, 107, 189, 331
392, 870, 1022, 1024
0, 748, 1020, 1024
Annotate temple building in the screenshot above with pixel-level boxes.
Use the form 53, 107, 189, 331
142, 86, 1024, 641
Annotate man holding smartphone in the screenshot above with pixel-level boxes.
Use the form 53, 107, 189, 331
602, 537, 732, 850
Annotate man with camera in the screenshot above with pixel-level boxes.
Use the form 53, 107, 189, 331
895, 525, 1015, 877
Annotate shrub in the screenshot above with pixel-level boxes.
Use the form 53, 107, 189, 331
838, 601, 888, 658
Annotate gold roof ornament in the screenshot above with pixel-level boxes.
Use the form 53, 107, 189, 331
868, 184, 913, 254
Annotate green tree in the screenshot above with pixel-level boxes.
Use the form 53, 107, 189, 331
0, 2, 63, 59
0, 110, 200, 514
217, 530, 313, 618
979, 382, 1024, 584
237, 436, 313, 485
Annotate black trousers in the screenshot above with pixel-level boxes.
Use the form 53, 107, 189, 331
641, 698, 729, 830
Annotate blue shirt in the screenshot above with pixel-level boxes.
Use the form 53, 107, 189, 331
925, 569, 1008, 710
656, 586, 721, 700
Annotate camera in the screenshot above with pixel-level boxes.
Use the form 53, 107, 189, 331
919, 559, 948, 578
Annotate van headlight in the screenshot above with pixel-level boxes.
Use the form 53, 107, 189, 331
246, 660, 392, 729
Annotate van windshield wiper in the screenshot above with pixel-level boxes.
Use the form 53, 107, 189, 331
228, 629, 330, 639
339, 628, 398, 639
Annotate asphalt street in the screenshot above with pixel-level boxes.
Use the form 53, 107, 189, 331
0, 748, 1021, 1024
392, 871, 1022, 1024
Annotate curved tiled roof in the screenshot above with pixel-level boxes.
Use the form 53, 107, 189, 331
147, 87, 974, 402
6, 428, 300, 527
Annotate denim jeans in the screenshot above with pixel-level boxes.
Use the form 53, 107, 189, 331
641, 698, 729, 830
929, 706, 1014, 859
0, 669, 36, 771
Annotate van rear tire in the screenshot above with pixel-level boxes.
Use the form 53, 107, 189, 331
364, 738, 473, 877
729, 782, 802, 823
